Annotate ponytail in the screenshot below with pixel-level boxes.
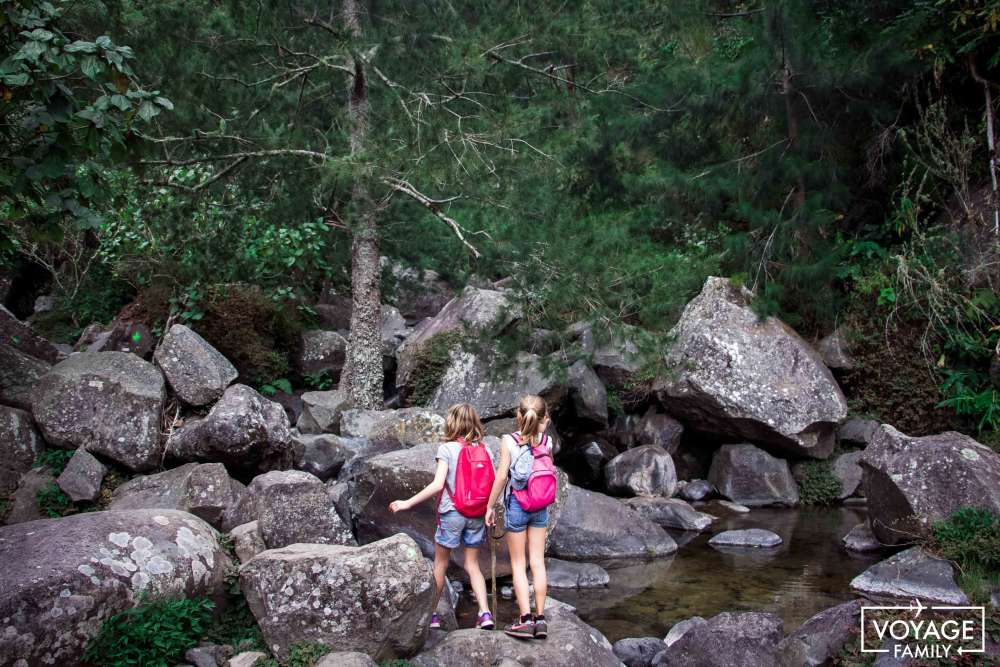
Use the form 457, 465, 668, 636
515, 395, 548, 446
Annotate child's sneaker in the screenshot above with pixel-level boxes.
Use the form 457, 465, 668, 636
429, 612, 441, 629
504, 614, 535, 639
533, 614, 548, 639
476, 611, 495, 630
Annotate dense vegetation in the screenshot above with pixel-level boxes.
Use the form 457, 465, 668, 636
2, 0, 998, 437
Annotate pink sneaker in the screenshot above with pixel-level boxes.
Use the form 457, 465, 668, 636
477, 611, 495, 630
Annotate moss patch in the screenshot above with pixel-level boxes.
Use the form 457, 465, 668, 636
407, 330, 464, 406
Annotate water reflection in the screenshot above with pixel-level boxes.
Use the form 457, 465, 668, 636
554, 506, 882, 642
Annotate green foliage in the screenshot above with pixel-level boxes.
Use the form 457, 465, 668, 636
939, 370, 1000, 432
84, 597, 214, 667
35, 448, 74, 475
0, 498, 10, 522
408, 331, 464, 406
303, 370, 333, 391
259, 378, 293, 397
931, 507, 1000, 603
797, 462, 842, 506
36, 481, 74, 517
256, 644, 331, 667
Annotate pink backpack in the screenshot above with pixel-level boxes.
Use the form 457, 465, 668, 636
510, 433, 558, 512
444, 438, 495, 518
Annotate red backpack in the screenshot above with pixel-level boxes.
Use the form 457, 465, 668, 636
443, 438, 496, 518
510, 433, 558, 512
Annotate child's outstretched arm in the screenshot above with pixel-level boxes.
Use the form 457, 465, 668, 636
485, 440, 512, 526
389, 458, 449, 513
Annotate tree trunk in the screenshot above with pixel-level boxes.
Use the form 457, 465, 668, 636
340, 0, 383, 409
968, 54, 1000, 236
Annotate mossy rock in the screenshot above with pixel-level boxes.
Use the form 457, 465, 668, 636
407, 330, 464, 406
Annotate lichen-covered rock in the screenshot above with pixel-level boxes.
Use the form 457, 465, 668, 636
605, 445, 678, 498
166, 384, 294, 473
351, 442, 570, 576
224, 470, 317, 530
32, 352, 166, 472
316, 652, 378, 667
340, 407, 445, 447
777, 599, 863, 667
708, 529, 782, 548
614, 637, 667, 667
0, 304, 61, 363
230, 521, 266, 563
652, 611, 783, 667
657, 277, 847, 458
57, 448, 107, 503
862, 425, 1000, 545
708, 444, 799, 507
568, 360, 608, 426
0, 343, 50, 410
298, 330, 347, 378
850, 547, 968, 605
548, 485, 677, 560
296, 390, 350, 434
256, 470, 355, 549
0, 509, 230, 666
636, 408, 684, 454
293, 433, 357, 481
624, 497, 715, 532
5, 468, 53, 525
411, 605, 619, 667
428, 347, 567, 420
396, 287, 520, 397
832, 450, 864, 499
383, 261, 453, 325
109, 463, 245, 530
816, 328, 854, 371
240, 534, 432, 660
664, 617, 707, 647
154, 324, 238, 406
678, 479, 713, 502
0, 405, 43, 495
838, 417, 879, 447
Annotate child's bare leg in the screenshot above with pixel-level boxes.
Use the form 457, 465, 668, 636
463, 547, 490, 613
432, 543, 451, 611
506, 530, 531, 617
527, 526, 547, 616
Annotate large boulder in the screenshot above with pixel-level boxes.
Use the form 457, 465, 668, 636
838, 417, 879, 447
657, 277, 847, 459
109, 463, 245, 530
777, 599, 863, 667
0, 304, 61, 363
153, 323, 238, 406
831, 450, 864, 499
293, 433, 358, 481
298, 330, 347, 378
636, 408, 684, 454
605, 445, 678, 497
707, 444, 799, 507
614, 637, 668, 667
545, 558, 610, 589
850, 547, 968, 605
548, 485, 677, 561
0, 405, 43, 495
861, 425, 1000, 545
296, 389, 351, 434
816, 328, 855, 371
568, 360, 609, 426
652, 611, 783, 667
411, 605, 619, 667
396, 287, 519, 398
4, 468, 53, 525
623, 497, 715, 532
340, 407, 444, 447
32, 352, 167, 472
428, 347, 567, 420
240, 534, 432, 660
254, 471, 355, 549
351, 442, 569, 575
0, 509, 230, 666
166, 384, 294, 473
0, 342, 50, 410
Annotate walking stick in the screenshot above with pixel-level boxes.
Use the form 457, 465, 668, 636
490, 523, 497, 618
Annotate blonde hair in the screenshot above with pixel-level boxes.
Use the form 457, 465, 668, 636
515, 394, 548, 445
444, 403, 485, 442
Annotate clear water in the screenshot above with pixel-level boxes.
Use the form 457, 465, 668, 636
458, 505, 881, 642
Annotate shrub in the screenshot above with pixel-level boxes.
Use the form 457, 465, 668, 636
797, 462, 842, 506
35, 449, 75, 476
36, 482, 74, 518
84, 597, 214, 667
257, 643, 331, 667
931, 507, 1000, 603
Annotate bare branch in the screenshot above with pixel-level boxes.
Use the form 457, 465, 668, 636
708, 9, 765, 18
381, 177, 486, 257
140, 149, 330, 167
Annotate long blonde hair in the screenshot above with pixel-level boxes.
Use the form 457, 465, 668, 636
444, 403, 485, 443
515, 394, 548, 446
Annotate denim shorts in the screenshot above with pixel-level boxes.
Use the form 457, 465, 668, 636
436, 510, 486, 548
505, 493, 550, 533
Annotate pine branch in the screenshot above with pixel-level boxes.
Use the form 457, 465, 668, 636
381, 176, 487, 257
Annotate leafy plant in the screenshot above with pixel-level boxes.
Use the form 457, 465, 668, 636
36, 481, 74, 517
35, 449, 75, 475
257, 643, 332, 667
931, 507, 1000, 603
84, 597, 214, 667
259, 378, 293, 396
797, 462, 842, 506
939, 369, 1000, 433
303, 370, 333, 391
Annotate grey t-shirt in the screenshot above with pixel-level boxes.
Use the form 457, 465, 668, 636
436, 441, 495, 513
